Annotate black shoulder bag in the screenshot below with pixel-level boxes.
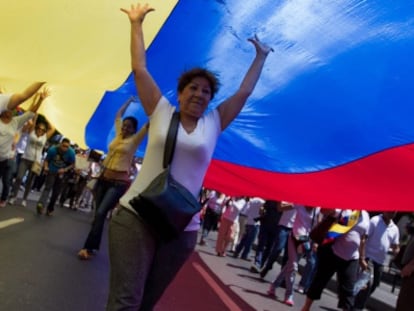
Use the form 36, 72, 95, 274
129, 112, 201, 242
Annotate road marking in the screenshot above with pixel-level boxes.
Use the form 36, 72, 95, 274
0, 218, 24, 229
193, 262, 243, 311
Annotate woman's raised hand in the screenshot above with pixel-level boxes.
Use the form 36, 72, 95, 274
39, 87, 51, 100
248, 35, 274, 57
121, 3, 155, 24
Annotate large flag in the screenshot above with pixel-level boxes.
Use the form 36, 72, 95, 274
84, 1, 414, 211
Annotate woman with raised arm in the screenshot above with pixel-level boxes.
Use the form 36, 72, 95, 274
0, 88, 49, 207
106, 3, 273, 310
8, 88, 54, 207
0, 82, 46, 113
77, 96, 148, 260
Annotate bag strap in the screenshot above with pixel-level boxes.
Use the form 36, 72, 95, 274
163, 111, 180, 168
310, 208, 317, 230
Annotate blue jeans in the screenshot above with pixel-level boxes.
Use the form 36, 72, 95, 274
307, 244, 359, 310
83, 178, 129, 251
235, 224, 259, 259
273, 234, 300, 300
262, 225, 292, 273
273, 234, 314, 299
11, 158, 36, 200
299, 246, 317, 291
0, 159, 16, 201
254, 225, 278, 268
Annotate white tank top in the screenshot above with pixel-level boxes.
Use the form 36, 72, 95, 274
22, 130, 47, 162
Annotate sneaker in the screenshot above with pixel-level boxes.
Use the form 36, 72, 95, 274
46, 210, 54, 216
284, 298, 294, 307
36, 203, 44, 215
250, 265, 260, 273
21, 200, 27, 207
8, 197, 15, 205
0, 201, 6, 208
267, 285, 276, 298
296, 286, 305, 294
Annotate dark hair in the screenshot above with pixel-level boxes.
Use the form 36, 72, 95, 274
177, 68, 220, 100
61, 138, 70, 144
36, 121, 47, 130
123, 116, 138, 132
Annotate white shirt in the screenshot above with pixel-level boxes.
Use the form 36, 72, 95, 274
278, 209, 297, 229
365, 215, 400, 265
245, 198, 265, 225
22, 130, 47, 162
120, 96, 221, 231
292, 205, 320, 238
332, 210, 370, 261
0, 112, 34, 161
222, 198, 245, 222
207, 195, 224, 214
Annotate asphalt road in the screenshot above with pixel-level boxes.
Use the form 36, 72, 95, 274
0, 197, 400, 311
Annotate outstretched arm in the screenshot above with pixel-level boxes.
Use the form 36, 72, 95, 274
121, 3, 161, 116
217, 35, 273, 130
45, 121, 56, 139
134, 121, 149, 143
8, 82, 46, 110
116, 96, 135, 120
27, 115, 37, 133
28, 88, 50, 113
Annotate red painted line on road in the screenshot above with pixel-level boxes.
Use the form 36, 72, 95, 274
193, 262, 243, 311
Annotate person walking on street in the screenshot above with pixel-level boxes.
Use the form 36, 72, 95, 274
0, 89, 48, 207
199, 190, 224, 246
300, 209, 370, 311
215, 196, 244, 257
77, 97, 148, 259
354, 212, 400, 310
250, 200, 282, 272
8, 90, 55, 207
36, 138, 76, 216
267, 205, 319, 307
106, 3, 272, 310
260, 204, 297, 279
233, 197, 264, 260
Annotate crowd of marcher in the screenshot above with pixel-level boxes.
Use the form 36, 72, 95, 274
197, 189, 413, 311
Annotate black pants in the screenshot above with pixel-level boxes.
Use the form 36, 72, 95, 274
307, 243, 359, 310
396, 272, 414, 311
